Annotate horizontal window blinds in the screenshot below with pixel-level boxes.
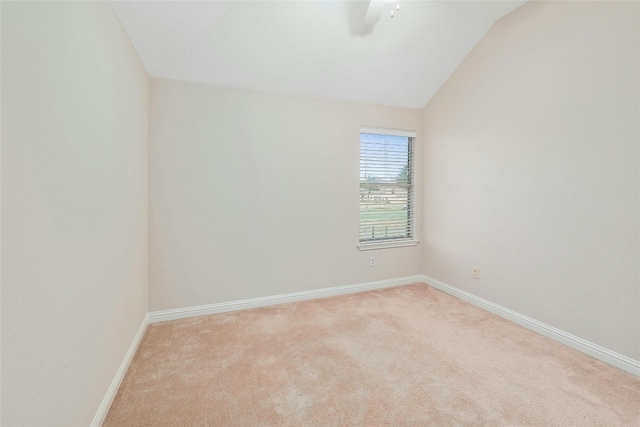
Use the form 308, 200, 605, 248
359, 131, 414, 243
360, 127, 417, 138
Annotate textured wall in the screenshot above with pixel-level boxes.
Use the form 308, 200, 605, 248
421, 1, 639, 360
1, 2, 149, 425
149, 78, 422, 311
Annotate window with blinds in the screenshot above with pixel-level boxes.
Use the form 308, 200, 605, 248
359, 127, 416, 248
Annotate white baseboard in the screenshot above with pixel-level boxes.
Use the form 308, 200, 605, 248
419, 275, 640, 377
149, 275, 424, 324
92, 274, 638, 427
97, 273, 638, 427
91, 313, 149, 427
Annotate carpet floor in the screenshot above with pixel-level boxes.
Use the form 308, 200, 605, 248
104, 284, 640, 426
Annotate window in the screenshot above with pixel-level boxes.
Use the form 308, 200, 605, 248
358, 126, 417, 250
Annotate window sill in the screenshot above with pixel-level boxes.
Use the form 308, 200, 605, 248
357, 239, 419, 251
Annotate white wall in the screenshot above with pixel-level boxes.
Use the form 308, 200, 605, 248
1, 2, 149, 425
149, 78, 422, 311
3, 1, 637, 424
422, 1, 639, 360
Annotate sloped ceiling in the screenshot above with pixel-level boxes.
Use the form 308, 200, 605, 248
111, 0, 526, 108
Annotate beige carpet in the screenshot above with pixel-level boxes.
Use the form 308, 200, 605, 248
104, 284, 640, 426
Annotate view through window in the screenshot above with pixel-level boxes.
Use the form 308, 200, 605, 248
359, 129, 415, 245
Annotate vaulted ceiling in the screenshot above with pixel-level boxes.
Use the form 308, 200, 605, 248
111, 1, 526, 108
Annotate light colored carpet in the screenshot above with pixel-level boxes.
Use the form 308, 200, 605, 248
104, 284, 640, 426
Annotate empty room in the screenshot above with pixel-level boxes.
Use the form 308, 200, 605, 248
1, 0, 639, 425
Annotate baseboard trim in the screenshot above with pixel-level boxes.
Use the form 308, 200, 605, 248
91, 313, 149, 427
419, 275, 640, 377
149, 275, 424, 324
91, 274, 638, 426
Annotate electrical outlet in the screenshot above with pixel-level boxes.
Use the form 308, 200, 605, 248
473, 268, 479, 279
370, 256, 376, 267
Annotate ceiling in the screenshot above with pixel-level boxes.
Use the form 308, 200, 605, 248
110, 0, 527, 109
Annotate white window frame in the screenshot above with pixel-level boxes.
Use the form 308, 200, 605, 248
358, 126, 419, 251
